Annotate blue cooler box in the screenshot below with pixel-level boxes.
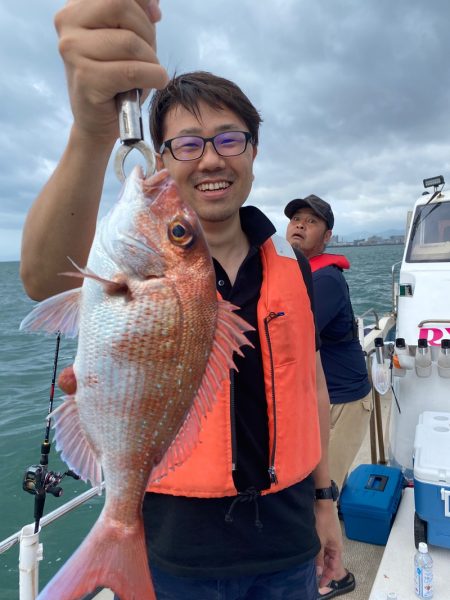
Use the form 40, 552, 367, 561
414, 411, 450, 549
340, 464, 404, 545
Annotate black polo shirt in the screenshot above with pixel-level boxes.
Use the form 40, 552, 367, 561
144, 206, 321, 578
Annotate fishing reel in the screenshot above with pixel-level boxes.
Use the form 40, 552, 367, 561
23, 464, 80, 498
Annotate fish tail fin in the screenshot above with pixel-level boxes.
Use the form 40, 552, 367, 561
37, 514, 155, 600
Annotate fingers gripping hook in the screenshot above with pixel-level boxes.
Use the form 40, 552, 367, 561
114, 89, 156, 182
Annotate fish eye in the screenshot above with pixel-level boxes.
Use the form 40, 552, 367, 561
168, 218, 195, 248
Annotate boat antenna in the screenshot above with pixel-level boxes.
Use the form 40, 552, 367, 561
22, 332, 80, 533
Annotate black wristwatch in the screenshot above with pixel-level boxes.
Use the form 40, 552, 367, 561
315, 480, 339, 501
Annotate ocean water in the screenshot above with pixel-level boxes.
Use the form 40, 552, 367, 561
0, 244, 404, 597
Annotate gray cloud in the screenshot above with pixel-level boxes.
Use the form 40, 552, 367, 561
1, 0, 450, 260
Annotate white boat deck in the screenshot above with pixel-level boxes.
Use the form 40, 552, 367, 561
369, 487, 448, 599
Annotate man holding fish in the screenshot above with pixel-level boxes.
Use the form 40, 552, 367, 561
20, 1, 343, 599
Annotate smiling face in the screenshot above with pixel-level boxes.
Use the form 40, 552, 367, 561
286, 208, 332, 259
156, 101, 257, 227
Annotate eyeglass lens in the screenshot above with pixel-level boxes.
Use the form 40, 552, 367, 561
170, 131, 249, 160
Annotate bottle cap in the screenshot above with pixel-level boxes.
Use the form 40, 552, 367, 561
418, 338, 428, 348
442, 339, 450, 349
375, 337, 384, 348
395, 337, 406, 349
418, 541, 428, 553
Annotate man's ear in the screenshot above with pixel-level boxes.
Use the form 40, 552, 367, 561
324, 229, 333, 244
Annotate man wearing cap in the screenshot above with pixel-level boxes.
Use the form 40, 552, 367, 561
285, 195, 372, 600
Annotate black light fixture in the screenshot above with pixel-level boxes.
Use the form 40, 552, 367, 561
423, 175, 445, 189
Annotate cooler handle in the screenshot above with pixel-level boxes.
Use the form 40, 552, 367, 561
440, 487, 450, 517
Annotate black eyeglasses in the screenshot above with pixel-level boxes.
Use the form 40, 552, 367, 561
159, 131, 254, 161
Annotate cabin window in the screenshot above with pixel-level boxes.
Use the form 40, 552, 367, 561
406, 201, 450, 262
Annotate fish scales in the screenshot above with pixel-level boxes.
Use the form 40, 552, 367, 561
20, 167, 252, 600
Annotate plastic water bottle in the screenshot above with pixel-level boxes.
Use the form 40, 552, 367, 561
414, 542, 433, 598
415, 339, 432, 378
437, 338, 450, 378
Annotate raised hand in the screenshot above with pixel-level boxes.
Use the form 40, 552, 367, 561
55, 0, 168, 140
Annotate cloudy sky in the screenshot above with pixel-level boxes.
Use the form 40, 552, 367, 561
1, 0, 450, 261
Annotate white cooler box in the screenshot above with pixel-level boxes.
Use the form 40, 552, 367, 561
413, 411, 450, 549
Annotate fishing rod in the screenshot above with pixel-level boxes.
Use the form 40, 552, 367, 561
22, 332, 80, 533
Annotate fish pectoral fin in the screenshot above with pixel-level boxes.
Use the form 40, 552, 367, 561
50, 395, 102, 487
19, 288, 82, 338
60, 257, 129, 296
149, 298, 254, 483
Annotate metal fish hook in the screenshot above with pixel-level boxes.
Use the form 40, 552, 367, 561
114, 89, 156, 182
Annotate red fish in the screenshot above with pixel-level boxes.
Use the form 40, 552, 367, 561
20, 167, 252, 600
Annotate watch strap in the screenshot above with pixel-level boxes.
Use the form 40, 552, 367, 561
315, 480, 339, 501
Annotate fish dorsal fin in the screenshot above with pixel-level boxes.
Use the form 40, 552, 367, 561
50, 395, 103, 487
149, 298, 253, 483
19, 288, 82, 338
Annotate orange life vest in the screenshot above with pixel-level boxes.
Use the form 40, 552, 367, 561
147, 235, 320, 498
309, 253, 350, 273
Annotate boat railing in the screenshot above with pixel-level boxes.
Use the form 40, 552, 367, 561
0, 482, 105, 555
358, 308, 381, 330
0, 482, 105, 600
356, 308, 396, 356
391, 260, 402, 315
417, 318, 450, 327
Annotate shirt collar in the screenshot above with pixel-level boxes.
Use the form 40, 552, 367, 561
239, 206, 276, 248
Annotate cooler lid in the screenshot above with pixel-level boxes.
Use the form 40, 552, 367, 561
413, 411, 450, 484
341, 464, 403, 512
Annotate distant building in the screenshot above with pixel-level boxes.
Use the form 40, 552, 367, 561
367, 235, 383, 244
328, 233, 405, 248
390, 235, 405, 243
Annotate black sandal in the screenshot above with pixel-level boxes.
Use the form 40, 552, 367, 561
318, 571, 355, 599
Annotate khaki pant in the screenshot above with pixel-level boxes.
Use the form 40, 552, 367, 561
328, 390, 373, 492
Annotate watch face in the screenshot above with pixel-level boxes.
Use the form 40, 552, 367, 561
315, 481, 339, 501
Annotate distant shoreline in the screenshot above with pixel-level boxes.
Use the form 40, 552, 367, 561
1, 242, 406, 262
328, 242, 405, 249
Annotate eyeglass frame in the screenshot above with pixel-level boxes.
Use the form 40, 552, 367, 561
159, 131, 254, 161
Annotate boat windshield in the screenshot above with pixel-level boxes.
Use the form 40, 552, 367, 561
406, 200, 450, 262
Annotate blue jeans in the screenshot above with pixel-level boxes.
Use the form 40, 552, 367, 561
144, 559, 317, 600
89, 559, 318, 600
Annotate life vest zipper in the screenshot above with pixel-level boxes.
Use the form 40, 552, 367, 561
263, 311, 285, 484
230, 369, 238, 472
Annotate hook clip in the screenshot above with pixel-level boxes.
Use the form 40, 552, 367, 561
113, 89, 156, 182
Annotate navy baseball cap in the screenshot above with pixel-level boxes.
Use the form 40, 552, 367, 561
284, 194, 334, 230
